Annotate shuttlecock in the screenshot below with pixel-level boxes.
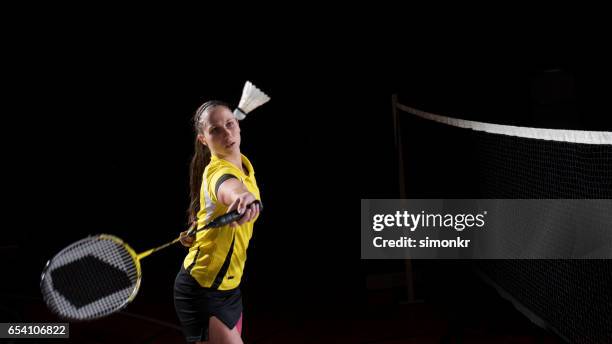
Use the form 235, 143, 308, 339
233, 81, 270, 120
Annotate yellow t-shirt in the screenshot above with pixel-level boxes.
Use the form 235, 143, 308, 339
182, 153, 261, 290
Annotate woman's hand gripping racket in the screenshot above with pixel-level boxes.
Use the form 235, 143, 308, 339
40, 201, 262, 321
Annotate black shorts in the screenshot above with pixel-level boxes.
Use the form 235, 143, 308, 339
174, 266, 242, 342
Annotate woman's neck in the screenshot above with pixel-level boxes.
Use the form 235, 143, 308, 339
216, 151, 244, 173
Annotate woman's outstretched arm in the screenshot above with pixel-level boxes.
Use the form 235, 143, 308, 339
217, 178, 260, 227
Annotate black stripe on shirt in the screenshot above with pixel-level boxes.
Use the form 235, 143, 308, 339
187, 246, 201, 273
215, 174, 238, 199
211, 234, 236, 290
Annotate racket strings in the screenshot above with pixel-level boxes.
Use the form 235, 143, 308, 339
41, 236, 139, 320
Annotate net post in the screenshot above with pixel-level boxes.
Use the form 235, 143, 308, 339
392, 94, 416, 303
392, 94, 406, 198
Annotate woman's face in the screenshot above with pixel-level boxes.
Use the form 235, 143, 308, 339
199, 105, 241, 156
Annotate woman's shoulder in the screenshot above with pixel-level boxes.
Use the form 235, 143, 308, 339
240, 154, 255, 175
205, 157, 242, 178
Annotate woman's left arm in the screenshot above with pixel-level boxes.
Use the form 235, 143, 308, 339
217, 178, 260, 227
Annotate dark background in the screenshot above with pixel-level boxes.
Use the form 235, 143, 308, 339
3, 31, 369, 342
2, 16, 612, 342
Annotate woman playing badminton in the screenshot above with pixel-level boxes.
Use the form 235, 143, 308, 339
174, 100, 262, 344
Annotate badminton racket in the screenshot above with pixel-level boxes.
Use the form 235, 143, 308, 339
40, 201, 262, 321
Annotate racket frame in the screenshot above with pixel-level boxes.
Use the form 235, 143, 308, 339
40, 234, 142, 321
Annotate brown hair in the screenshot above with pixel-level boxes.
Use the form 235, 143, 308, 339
187, 100, 231, 224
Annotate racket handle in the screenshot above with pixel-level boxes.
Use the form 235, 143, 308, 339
188, 200, 262, 236
184, 222, 198, 237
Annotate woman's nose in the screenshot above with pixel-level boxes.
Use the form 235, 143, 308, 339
220, 128, 233, 139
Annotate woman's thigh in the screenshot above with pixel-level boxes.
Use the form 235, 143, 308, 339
207, 315, 243, 344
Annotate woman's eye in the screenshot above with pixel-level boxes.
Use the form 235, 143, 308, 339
226, 122, 234, 128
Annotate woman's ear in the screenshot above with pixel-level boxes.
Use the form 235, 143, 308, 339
197, 134, 207, 146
